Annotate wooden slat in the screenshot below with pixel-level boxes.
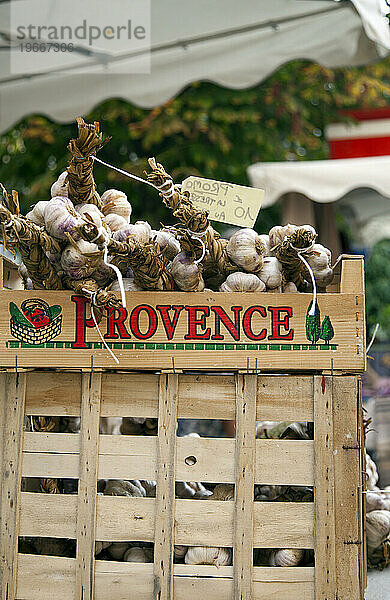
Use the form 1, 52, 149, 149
256, 375, 313, 421
234, 374, 256, 600
333, 377, 362, 600
0, 374, 6, 541
313, 375, 336, 600
75, 372, 102, 600
153, 374, 178, 600
357, 377, 367, 595
0, 373, 27, 600
21, 433, 314, 485
20, 492, 77, 538
16, 555, 314, 600
25, 372, 82, 416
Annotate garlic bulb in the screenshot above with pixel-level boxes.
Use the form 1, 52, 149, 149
258, 234, 271, 256
226, 228, 264, 272
92, 261, 115, 286
269, 548, 304, 567
111, 277, 143, 292
105, 213, 128, 232
26, 200, 49, 226
107, 542, 131, 560
303, 243, 333, 289
257, 257, 282, 290
124, 547, 153, 563
101, 189, 132, 222
44, 196, 83, 240
256, 421, 279, 438
170, 252, 205, 292
366, 491, 388, 513
95, 541, 111, 556
185, 546, 232, 566
60, 417, 81, 433
255, 485, 283, 501
18, 264, 33, 290
141, 480, 157, 497
176, 481, 212, 499
366, 510, 390, 549
75, 203, 105, 229
152, 229, 181, 260
269, 224, 298, 248
50, 171, 68, 198
219, 272, 265, 293
211, 484, 234, 501
282, 281, 298, 293
174, 545, 188, 560
104, 479, 144, 497
366, 453, 379, 490
113, 220, 152, 244
61, 240, 100, 280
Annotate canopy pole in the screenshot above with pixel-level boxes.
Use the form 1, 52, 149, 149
281, 192, 315, 227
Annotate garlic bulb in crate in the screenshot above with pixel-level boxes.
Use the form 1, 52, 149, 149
366, 510, 390, 549
226, 228, 264, 272
219, 272, 265, 293
303, 243, 333, 289
282, 281, 298, 293
44, 196, 83, 240
95, 541, 111, 556
366, 453, 379, 491
107, 542, 131, 560
111, 277, 143, 292
152, 229, 181, 260
269, 224, 298, 248
185, 546, 232, 566
105, 213, 128, 232
258, 234, 271, 256
75, 203, 105, 229
257, 257, 282, 290
174, 545, 188, 560
170, 252, 205, 292
50, 171, 68, 198
124, 547, 153, 563
366, 491, 388, 513
61, 240, 101, 280
101, 189, 132, 222
211, 484, 234, 501
269, 548, 304, 567
113, 221, 152, 244
26, 200, 49, 226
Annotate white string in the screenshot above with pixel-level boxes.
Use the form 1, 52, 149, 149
367, 323, 379, 355
92, 156, 161, 192
186, 228, 207, 264
103, 245, 126, 309
82, 288, 119, 364
289, 242, 317, 315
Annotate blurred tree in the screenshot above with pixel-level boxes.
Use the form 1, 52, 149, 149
1, 58, 390, 236
366, 240, 390, 340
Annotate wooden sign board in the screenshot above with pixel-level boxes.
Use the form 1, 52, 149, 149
0, 288, 365, 371
181, 176, 264, 227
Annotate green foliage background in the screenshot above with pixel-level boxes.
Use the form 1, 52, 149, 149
1, 58, 390, 337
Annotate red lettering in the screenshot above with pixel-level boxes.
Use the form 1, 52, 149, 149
268, 306, 294, 340
104, 306, 131, 339
156, 305, 184, 340
130, 304, 158, 340
242, 306, 267, 340
184, 306, 211, 340
211, 306, 242, 341
71, 295, 96, 349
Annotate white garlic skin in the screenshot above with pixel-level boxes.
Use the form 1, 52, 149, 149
258, 234, 272, 256
75, 203, 104, 229
269, 548, 304, 567
366, 453, 379, 490
226, 228, 264, 272
101, 189, 132, 222
219, 272, 265, 293
60, 240, 100, 280
176, 481, 212, 499
152, 229, 181, 260
105, 213, 128, 232
107, 542, 130, 560
366, 510, 390, 549
104, 479, 144, 497
123, 547, 153, 563
170, 252, 205, 292
140, 480, 157, 497
95, 541, 111, 556
366, 491, 388, 513
44, 196, 82, 240
269, 224, 298, 248
113, 220, 152, 244
50, 171, 68, 198
111, 277, 143, 292
26, 200, 49, 226
185, 546, 232, 566
258, 257, 282, 290
282, 281, 298, 293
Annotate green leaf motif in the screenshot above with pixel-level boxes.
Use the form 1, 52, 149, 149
305, 301, 321, 344
9, 302, 34, 328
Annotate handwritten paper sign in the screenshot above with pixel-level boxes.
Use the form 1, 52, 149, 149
181, 176, 264, 228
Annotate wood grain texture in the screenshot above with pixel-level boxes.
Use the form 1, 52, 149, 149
333, 377, 362, 600
0, 373, 27, 600
75, 372, 102, 600
314, 375, 336, 600
16, 555, 315, 600
153, 374, 178, 600
234, 374, 256, 600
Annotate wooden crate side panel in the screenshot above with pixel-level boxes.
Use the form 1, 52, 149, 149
0, 373, 26, 600
0, 290, 364, 371
16, 555, 315, 600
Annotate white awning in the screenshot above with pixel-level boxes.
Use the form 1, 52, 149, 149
247, 155, 390, 207
0, 0, 389, 132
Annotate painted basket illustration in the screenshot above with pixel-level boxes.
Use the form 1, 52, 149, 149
10, 299, 62, 345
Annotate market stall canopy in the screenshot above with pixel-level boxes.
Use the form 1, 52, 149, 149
0, 0, 389, 133
247, 155, 390, 207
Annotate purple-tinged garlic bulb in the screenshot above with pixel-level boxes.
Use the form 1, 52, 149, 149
101, 189, 132, 222
111, 277, 143, 292
105, 213, 128, 232
269, 224, 298, 249
26, 200, 49, 226
113, 220, 152, 244
50, 171, 68, 198
60, 240, 101, 280
282, 281, 298, 293
44, 196, 83, 240
151, 229, 180, 260
226, 228, 264, 273
219, 272, 265, 293
170, 252, 205, 292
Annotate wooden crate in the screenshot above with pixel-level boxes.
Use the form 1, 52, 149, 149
0, 370, 366, 600
0, 255, 365, 372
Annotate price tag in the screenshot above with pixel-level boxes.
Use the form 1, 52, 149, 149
181, 176, 264, 228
